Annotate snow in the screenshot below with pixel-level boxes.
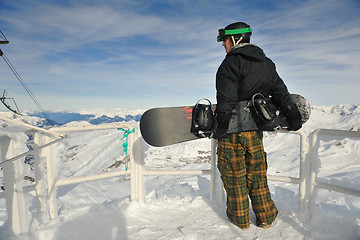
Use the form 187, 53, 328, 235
0, 105, 360, 239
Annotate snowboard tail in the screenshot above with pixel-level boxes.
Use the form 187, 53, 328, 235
140, 105, 199, 147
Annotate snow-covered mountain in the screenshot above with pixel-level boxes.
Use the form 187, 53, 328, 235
23, 108, 144, 126
0, 104, 359, 239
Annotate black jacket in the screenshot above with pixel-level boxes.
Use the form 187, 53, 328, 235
215, 44, 301, 131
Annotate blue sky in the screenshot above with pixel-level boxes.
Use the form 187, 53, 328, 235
0, 0, 359, 111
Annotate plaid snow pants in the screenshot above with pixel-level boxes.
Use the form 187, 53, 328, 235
217, 131, 278, 229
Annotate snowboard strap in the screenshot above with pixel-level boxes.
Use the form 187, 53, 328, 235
249, 93, 276, 125
191, 98, 216, 138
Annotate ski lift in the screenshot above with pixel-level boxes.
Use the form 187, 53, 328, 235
0, 30, 54, 124
0, 90, 21, 115
0, 30, 9, 44
0, 31, 18, 114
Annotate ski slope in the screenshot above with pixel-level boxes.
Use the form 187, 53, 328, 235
0, 105, 360, 239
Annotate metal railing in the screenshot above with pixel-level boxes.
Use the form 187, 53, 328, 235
308, 129, 360, 213
0, 118, 134, 236
0, 116, 65, 236
131, 137, 219, 203
132, 129, 309, 211
49, 124, 136, 219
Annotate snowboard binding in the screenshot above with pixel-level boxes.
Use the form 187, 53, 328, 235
250, 93, 277, 126
191, 98, 216, 138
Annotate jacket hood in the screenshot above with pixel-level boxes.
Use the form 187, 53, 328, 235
227, 43, 266, 61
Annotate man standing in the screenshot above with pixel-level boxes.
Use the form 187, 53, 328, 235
214, 22, 302, 229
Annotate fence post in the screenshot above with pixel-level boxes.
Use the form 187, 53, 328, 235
297, 129, 309, 212
308, 129, 319, 213
130, 132, 138, 201
210, 139, 216, 202
0, 135, 28, 236
210, 138, 225, 203
33, 132, 47, 215
132, 136, 146, 202
44, 135, 58, 219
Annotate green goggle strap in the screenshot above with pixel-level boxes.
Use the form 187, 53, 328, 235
217, 27, 252, 42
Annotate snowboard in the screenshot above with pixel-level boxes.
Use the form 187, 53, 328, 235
140, 94, 310, 147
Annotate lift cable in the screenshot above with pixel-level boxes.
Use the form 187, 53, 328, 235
0, 48, 53, 124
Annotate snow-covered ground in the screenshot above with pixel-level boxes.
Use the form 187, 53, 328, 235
0, 105, 360, 239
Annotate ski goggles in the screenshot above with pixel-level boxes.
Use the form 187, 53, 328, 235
217, 27, 252, 42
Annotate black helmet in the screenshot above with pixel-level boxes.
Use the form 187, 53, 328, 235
217, 22, 252, 44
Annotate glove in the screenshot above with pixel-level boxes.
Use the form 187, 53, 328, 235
287, 119, 302, 131
211, 111, 231, 139
281, 102, 302, 131
212, 127, 228, 139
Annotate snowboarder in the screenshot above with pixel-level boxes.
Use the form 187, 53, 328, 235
214, 22, 302, 229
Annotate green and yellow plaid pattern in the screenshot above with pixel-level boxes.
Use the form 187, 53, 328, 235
217, 131, 278, 229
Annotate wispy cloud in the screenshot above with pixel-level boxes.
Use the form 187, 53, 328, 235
243, 0, 360, 104
0, 0, 359, 111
